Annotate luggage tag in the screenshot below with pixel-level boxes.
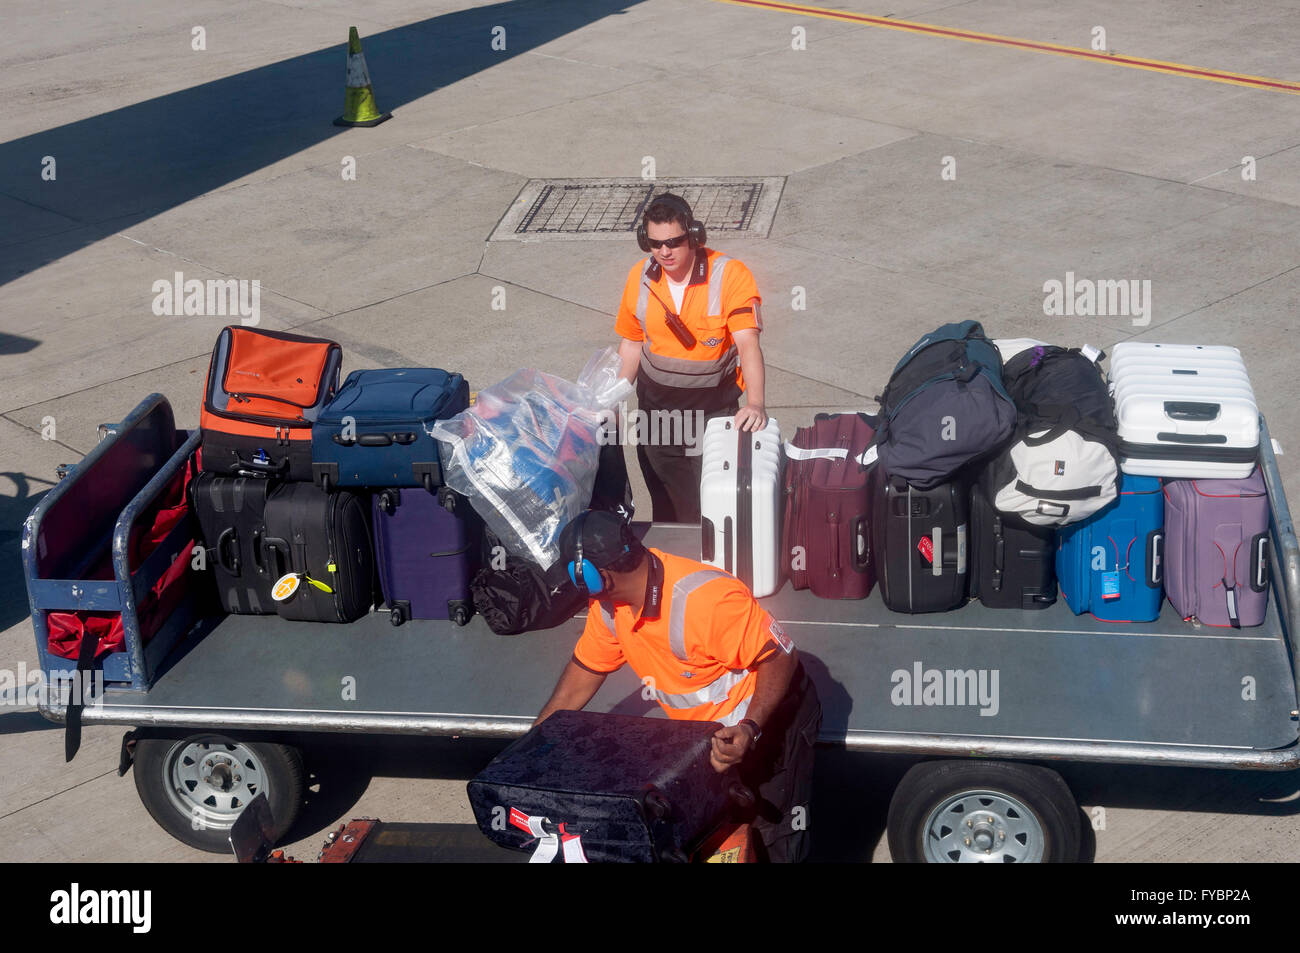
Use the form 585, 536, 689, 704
272, 572, 335, 601
916, 535, 935, 564
1100, 570, 1121, 600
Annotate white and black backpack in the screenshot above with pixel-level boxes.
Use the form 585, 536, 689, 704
987, 340, 1119, 527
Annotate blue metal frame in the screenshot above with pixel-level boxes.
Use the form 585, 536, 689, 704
23, 394, 202, 693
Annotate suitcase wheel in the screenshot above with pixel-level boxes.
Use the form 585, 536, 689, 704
643, 789, 671, 820
378, 490, 399, 515
450, 603, 472, 626
319, 471, 332, 493
389, 604, 408, 626
727, 781, 755, 809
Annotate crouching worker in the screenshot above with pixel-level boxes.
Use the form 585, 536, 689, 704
533, 510, 822, 862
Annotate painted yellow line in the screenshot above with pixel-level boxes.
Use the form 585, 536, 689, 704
714, 0, 1300, 94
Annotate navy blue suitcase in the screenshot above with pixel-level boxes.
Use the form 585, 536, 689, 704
312, 368, 469, 491
467, 710, 752, 863
372, 487, 475, 626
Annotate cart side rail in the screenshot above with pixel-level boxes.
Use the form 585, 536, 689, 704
1258, 415, 1300, 719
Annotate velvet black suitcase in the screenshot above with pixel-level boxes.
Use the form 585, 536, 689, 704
467, 710, 751, 863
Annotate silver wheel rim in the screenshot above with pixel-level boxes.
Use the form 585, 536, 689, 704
163, 739, 269, 834
922, 788, 1045, 863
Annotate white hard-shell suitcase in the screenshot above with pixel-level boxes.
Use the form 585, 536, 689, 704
700, 417, 784, 597
1108, 343, 1259, 479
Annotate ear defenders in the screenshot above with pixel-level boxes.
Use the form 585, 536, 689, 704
636, 193, 706, 253
566, 511, 635, 596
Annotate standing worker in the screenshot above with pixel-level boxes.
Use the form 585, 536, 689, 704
534, 510, 821, 862
614, 193, 768, 522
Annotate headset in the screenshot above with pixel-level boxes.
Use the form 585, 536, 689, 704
636, 193, 706, 253
566, 511, 638, 595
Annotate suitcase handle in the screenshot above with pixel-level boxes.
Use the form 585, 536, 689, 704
1146, 530, 1163, 588
701, 517, 715, 562
216, 527, 241, 574
261, 536, 289, 580
233, 452, 289, 477
1163, 401, 1220, 421
852, 516, 870, 571
1250, 533, 1269, 592
358, 433, 392, 447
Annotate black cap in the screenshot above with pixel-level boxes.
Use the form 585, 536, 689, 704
559, 510, 641, 572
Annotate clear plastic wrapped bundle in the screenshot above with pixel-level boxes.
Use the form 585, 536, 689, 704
431, 348, 632, 568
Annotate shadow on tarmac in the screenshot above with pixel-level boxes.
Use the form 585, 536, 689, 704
0, 470, 57, 633
0, 0, 644, 286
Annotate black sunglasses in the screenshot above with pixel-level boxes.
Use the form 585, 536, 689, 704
647, 233, 690, 250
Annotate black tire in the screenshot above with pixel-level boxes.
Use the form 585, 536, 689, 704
132, 733, 305, 854
886, 760, 1080, 863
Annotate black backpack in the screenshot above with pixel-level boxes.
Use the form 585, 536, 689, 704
985, 341, 1119, 526
471, 526, 587, 635
876, 321, 1017, 489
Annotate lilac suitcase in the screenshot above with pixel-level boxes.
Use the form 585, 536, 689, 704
372, 487, 475, 626
1163, 469, 1270, 628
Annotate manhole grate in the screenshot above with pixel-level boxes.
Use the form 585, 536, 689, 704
490, 177, 784, 242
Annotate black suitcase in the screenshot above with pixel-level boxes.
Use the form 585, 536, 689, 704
969, 473, 1057, 610
190, 472, 277, 614
872, 469, 969, 613
467, 710, 751, 863
262, 482, 375, 622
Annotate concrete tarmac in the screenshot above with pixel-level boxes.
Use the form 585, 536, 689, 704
2, 0, 1298, 863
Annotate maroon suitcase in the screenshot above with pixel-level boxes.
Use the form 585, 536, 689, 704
781, 413, 877, 599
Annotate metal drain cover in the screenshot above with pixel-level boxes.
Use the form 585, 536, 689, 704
490, 177, 784, 242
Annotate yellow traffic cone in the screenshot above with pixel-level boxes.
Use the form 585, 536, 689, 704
334, 27, 391, 127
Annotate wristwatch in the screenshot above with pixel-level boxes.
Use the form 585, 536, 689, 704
739, 718, 762, 744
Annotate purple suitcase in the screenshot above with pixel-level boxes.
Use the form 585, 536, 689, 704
373, 487, 475, 626
1163, 469, 1270, 628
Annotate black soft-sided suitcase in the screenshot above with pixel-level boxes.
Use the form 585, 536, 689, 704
467, 710, 750, 863
191, 472, 278, 614
872, 469, 969, 613
969, 473, 1057, 610
262, 482, 375, 622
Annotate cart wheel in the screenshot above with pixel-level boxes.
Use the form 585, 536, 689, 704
390, 605, 407, 626
132, 733, 304, 854
886, 760, 1080, 864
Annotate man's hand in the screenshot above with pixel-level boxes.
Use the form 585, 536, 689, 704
733, 403, 767, 432
710, 722, 756, 773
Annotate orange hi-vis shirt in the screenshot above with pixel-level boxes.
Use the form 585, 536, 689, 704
614, 249, 761, 402
573, 549, 795, 726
